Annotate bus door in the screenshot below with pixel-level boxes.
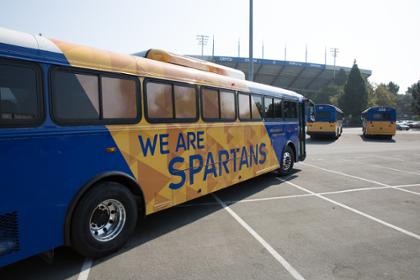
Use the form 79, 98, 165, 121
299, 100, 311, 160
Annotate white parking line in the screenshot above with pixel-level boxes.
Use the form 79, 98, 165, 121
77, 258, 92, 280
212, 193, 306, 280
341, 158, 420, 176
177, 184, 420, 207
393, 183, 420, 188
276, 178, 420, 241
301, 162, 420, 197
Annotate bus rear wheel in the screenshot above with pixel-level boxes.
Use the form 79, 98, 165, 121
70, 182, 138, 258
278, 145, 294, 176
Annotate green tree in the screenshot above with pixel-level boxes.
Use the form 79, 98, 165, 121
407, 80, 420, 115
334, 69, 347, 86
339, 62, 368, 125
366, 80, 375, 107
396, 93, 414, 118
315, 85, 343, 104
386, 81, 399, 95
373, 84, 396, 107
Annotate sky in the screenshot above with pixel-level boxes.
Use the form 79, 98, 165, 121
1, 0, 419, 93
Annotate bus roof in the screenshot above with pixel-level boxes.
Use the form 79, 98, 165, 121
362, 106, 396, 114
0, 27, 304, 101
315, 104, 343, 114
135, 49, 245, 80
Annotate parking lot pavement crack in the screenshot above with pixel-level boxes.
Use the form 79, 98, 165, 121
276, 178, 420, 241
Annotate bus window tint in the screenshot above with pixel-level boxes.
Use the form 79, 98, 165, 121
0, 63, 40, 125
146, 82, 173, 119
220, 90, 235, 119
239, 93, 251, 120
315, 111, 331, 120
283, 100, 297, 119
202, 88, 219, 119
264, 97, 273, 118
273, 98, 282, 118
372, 112, 391, 121
53, 71, 100, 121
102, 76, 137, 119
174, 85, 196, 119
251, 95, 263, 120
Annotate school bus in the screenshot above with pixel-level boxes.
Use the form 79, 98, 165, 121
0, 27, 308, 266
362, 106, 396, 139
307, 104, 343, 139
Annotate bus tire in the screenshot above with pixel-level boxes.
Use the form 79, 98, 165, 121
70, 181, 138, 258
278, 145, 295, 176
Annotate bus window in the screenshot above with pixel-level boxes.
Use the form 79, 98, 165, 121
102, 76, 137, 119
220, 90, 235, 120
273, 98, 282, 118
315, 111, 331, 120
372, 112, 391, 121
174, 85, 196, 119
283, 100, 297, 119
251, 95, 263, 120
52, 71, 100, 122
238, 93, 251, 120
146, 82, 173, 119
202, 88, 219, 119
0, 60, 42, 126
264, 97, 274, 119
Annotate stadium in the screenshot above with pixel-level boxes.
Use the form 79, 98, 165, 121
193, 55, 372, 96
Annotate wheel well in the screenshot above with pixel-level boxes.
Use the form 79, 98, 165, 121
64, 172, 145, 246
287, 142, 297, 162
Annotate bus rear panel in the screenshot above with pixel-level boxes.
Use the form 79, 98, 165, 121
362, 107, 396, 137
307, 104, 343, 138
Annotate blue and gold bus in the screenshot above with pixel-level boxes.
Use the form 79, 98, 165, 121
307, 104, 343, 139
0, 27, 308, 267
362, 106, 396, 139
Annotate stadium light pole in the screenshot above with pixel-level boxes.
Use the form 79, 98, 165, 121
196, 35, 209, 57
248, 0, 254, 81
330, 47, 339, 80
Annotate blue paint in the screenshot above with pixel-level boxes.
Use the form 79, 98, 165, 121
0, 44, 135, 267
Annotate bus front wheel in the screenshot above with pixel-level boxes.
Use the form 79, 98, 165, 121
70, 181, 138, 258
278, 145, 295, 176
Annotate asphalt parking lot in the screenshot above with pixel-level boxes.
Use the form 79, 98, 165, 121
1, 128, 420, 280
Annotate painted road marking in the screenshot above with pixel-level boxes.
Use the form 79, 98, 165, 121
77, 258, 92, 280
340, 158, 420, 176
301, 162, 420, 197
212, 193, 306, 280
177, 184, 420, 207
276, 178, 420, 241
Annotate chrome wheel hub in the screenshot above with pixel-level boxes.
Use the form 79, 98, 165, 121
89, 199, 126, 242
282, 152, 292, 171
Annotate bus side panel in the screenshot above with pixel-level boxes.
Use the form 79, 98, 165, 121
263, 120, 299, 163
109, 122, 280, 215
0, 129, 136, 267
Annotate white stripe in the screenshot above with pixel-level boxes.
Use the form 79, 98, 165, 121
177, 184, 420, 207
77, 258, 92, 280
393, 183, 420, 188
276, 178, 420, 241
341, 158, 420, 176
212, 193, 306, 280
301, 162, 420, 197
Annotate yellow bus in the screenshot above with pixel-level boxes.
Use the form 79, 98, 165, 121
0, 27, 308, 265
307, 104, 343, 139
362, 106, 396, 139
